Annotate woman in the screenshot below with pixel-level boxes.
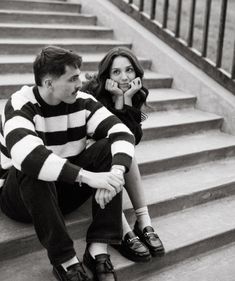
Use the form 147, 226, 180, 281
82, 47, 165, 262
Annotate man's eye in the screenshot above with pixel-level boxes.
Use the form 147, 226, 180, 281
71, 76, 79, 82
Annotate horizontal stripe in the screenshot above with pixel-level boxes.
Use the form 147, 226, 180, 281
4, 116, 35, 137
108, 123, 132, 135
111, 140, 134, 157
47, 137, 86, 158
112, 153, 133, 172
92, 115, 119, 140
0, 152, 11, 169
38, 153, 66, 181
11, 86, 37, 111
11, 134, 44, 170
87, 106, 113, 137
0, 179, 5, 188
0, 132, 5, 145
37, 125, 87, 146
34, 110, 87, 133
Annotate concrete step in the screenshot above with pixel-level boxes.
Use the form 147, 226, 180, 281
0, 71, 172, 99
136, 130, 235, 174
1, 195, 235, 280
0, 0, 81, 13
142, 109, 223, 140
1, 151, 235, 261
133, 242, 235, 281
0, 23, 113, 39
0, 54, 152, 74
124, 157, 235, 218
0, 10, 97, 25
0, 38, 132, 55
145, 88, 197, 111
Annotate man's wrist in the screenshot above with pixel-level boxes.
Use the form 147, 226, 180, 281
111, 165, 126, 175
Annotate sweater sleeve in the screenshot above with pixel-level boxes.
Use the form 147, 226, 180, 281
3, 100, 80, 183
84, 96, 135, 171
109, 105, 143, 145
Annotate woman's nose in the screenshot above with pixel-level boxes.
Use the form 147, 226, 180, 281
121, 72, 128, 80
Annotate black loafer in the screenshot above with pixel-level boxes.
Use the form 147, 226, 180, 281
134, 222, 165, 257
83, 247, 117, 281
115, 231, 151, 262
53, 262, 91, 281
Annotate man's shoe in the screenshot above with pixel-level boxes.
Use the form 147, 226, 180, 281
115, 231, 151, 262
53, 262, 91, 281
83, 247, 117, 281
134, 222, 165, 257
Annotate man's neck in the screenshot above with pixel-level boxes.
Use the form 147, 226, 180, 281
37, 86, 59, 106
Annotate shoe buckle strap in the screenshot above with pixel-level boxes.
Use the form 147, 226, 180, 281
144, 231, 156, 238
127, 236, 139, 243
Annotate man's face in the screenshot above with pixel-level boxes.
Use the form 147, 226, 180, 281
50, 65, 82, 105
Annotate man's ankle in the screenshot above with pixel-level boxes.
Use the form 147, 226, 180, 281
88, 242, 108, 258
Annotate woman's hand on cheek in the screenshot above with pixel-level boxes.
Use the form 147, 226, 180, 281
105, 79, 123, 97
125, 77, 142, 98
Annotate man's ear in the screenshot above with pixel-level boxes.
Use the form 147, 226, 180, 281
44, 79, 52, 88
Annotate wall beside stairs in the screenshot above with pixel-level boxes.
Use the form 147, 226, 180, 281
73, 0, 235, 135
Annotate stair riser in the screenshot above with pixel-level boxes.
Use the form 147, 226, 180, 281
144, 98, 197, 112
0, 13, 97, 25
125, 181, 235, 220
144, 78, 173, 89
0, 2, 81, 13
142, 120, 223, 140
0, 217, 90, 262
0, 59, 151, 74
117, 230, 235, 280
0, 43, 132, 55
2, 181, 235, 262
0, 27, 113, 39
139, 146, 235, 175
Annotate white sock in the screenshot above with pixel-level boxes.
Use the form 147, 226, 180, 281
135, 206, 151, 231
122, 213, 132, 238
89, 242, 108, 259
61, 256, 79, 271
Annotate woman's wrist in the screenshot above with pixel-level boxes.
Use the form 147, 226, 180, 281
124, 95, 133, 106
114, 95, 124, 109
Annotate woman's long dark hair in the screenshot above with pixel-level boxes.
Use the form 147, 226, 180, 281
82, 47, 148, 109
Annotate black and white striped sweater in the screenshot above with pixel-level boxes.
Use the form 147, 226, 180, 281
0, 86, 135, 188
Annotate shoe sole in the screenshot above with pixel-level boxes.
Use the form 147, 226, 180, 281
117, 245, 151, 262
83, 256, 97, 281
133, 228, 165, 258
52, 268, 64, 281
150, 248, 165, 257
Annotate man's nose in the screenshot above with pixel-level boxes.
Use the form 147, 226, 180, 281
76, 79, 82, 89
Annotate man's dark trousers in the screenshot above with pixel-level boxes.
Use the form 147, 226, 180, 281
0, 139, 123, 266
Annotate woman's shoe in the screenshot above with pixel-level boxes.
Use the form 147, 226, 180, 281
83, 247, 117, 281
134, 222, 165, 257
117, 231, 151, 262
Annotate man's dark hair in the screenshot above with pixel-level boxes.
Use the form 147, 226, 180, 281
33, 45, 82, 86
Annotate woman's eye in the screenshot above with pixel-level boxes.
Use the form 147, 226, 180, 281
112, 69, 120, 75
127, 67, 134, 73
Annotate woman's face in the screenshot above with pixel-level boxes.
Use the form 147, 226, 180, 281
109, 56, 136, 92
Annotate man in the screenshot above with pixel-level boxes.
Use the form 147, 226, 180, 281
0, 46, 135, 281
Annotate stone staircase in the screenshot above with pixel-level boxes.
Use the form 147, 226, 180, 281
1, 0, 235, 280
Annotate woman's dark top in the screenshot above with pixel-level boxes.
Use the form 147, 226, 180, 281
82, 77, 148, 145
